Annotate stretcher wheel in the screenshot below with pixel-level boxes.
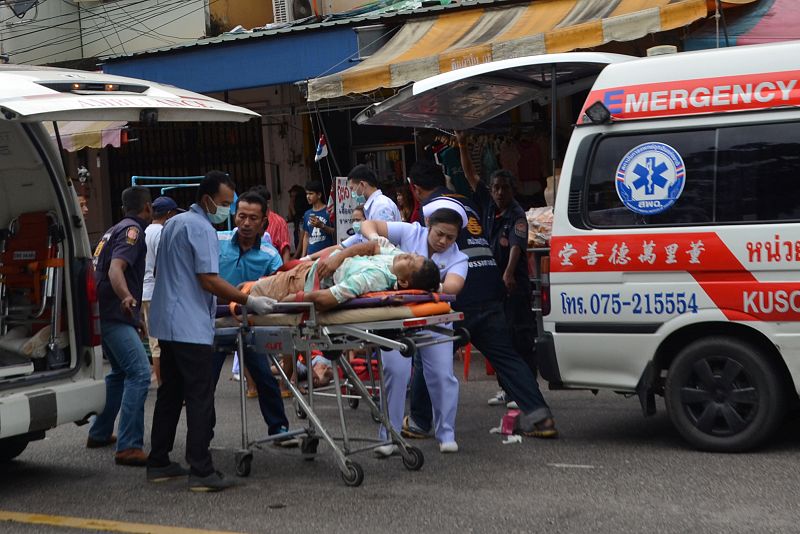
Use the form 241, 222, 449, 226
398, 337, 417, 357
235, 452, 253, 477
341, 461, 364, 487
402, 446, 424, 471
370, 409, 382, 424
301, 437, 319, 460
348, 396, 360, 409
295, 405, 307, 419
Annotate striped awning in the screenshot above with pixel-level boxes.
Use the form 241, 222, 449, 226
43, 121, 127, 152
307, 0, 711, 102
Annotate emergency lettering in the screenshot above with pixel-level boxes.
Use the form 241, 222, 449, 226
585, 70, 800, 122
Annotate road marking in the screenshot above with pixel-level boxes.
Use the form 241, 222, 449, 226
547, 463, 598, 469
0, 511, 245, 534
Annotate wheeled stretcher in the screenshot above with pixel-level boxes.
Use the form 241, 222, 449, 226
214, 294, 468, 487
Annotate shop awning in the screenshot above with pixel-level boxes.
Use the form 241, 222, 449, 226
44, 121, 128, 152
307, 0, 710, 102
685, 0, 799, 50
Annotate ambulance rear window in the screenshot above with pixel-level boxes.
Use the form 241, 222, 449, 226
585, 121, 800, 227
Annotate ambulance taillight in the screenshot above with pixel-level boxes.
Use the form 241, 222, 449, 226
540, 256, 550, 316
85, 263, 101, 346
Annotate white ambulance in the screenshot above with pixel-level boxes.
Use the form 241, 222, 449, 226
357, 41, 800, 452
0, 65, 257, 462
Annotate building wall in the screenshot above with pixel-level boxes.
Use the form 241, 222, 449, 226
79, 0, 208, 60
209, 0, 273, 30
0, 0, 208, 66
0, 1, 82, 65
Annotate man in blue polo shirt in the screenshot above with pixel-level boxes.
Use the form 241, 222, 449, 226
212, 191, 293, 444
147, 172, 277, 492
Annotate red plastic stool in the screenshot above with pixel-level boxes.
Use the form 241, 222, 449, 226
462, 343, 495, 382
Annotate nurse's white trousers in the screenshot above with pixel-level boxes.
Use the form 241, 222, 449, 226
379, 329, 458, 444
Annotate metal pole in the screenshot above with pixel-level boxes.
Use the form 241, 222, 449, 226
550, 64, 558, 186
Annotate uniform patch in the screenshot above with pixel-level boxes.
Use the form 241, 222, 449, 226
93, 237, 108, 258
499, 237, 509, 247
125, 226, 140, 245
466, 216, 483, 236
514, 220, 527, 239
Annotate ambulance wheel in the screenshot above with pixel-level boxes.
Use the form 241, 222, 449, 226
398, 337, 416, 357
0, 435, 29, 462
348, 396, 360, 409
235, 452, 252, 477
341, 461, 364, 487
665, 336, 786, 452
401, 446, 424, 471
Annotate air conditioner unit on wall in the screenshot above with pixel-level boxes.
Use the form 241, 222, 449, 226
273, 0, 314, 23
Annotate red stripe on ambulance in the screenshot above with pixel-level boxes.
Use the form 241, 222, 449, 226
579, 70, 800, 123
551, 234, 800, 322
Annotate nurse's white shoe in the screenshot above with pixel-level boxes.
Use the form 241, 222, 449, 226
439, 441, 459, 453
373, 444, 398, 458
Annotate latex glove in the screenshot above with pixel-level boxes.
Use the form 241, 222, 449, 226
368, 234, 392, 249
246, 295, 278, 315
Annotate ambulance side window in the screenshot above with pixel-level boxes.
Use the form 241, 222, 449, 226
716, 122, 800, 223
586, 131, 716, 227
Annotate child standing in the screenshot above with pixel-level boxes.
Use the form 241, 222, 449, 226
301, 181, 335, 257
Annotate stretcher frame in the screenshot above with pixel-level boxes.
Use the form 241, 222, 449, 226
214, 302, 467, 487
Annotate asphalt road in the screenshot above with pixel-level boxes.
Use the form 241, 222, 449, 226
2, 354, 800, 534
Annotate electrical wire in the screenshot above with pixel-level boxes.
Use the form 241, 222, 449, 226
14, 0, 203, 61
7, 0, 189, 56
6, 0, 188, 56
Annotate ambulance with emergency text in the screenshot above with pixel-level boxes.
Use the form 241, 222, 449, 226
354, 40, 800, 452
540, 41, 800, 452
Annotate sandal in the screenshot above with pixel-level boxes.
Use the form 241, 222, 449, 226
520, 418, 559, 439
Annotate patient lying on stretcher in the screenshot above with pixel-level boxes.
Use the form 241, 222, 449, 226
244, 241, 440, 311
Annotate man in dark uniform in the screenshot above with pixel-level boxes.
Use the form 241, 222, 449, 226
403, 160, 557, 440
471, 169, 538, 377
86, 186, 153, 466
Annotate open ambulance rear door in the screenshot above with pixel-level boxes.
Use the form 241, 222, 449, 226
354, 52, 635, 130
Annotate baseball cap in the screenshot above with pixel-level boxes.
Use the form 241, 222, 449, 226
152, 196, 181, 215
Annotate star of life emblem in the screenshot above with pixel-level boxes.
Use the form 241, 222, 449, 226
615, 142, 685, 216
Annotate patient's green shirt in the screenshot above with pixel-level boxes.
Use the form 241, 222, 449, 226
304, 246, 401, 303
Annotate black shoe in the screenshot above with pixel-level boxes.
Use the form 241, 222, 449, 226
86, 435, 117, 449
188, 470, 235, 492
147, 462, 190, 482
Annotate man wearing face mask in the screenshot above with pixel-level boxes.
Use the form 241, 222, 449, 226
146, 171, 277, 493
346, 164, 401, 225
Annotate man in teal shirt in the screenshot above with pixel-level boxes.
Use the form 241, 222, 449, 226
212, 192, 293, 443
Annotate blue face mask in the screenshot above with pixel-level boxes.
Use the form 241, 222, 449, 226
352, 221, 362, 234
206, 199, 230, 224
350, 188, 367, 205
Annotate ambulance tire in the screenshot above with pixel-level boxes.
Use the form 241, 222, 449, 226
665, 336, 785, 452
0, 434, 30, 462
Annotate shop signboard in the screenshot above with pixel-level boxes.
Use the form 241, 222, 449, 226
335, 176, 357, 244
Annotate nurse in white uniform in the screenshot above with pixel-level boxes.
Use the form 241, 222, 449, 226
359, 198, 468, 454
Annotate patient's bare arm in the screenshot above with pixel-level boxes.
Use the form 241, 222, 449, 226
287, 289, 338, 311
316, 241, 379, 278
